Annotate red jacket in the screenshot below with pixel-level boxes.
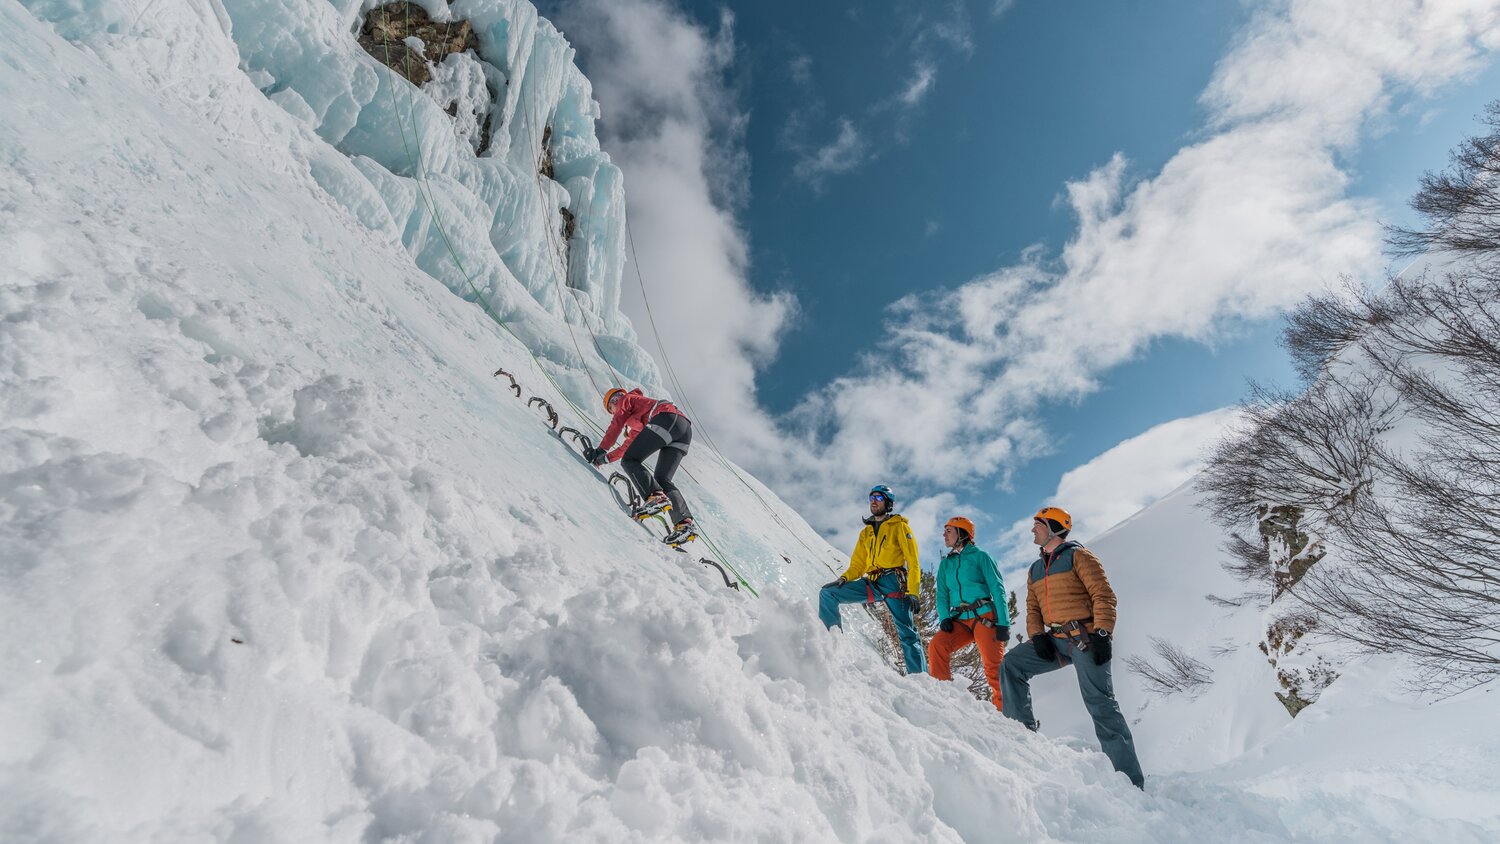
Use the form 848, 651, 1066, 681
598, 389, 684, 461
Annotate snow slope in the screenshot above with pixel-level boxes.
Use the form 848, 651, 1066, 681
0, 1, 1298, 841
1019, 482, 1500, 840
1018, 482, 1290, 774
0, 0, 1491, 841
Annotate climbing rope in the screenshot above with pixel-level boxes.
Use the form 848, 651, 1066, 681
373, 11, 816, 599
376, 11, 605, 438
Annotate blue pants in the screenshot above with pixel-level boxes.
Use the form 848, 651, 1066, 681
819, 573, 925, 674
1001, 636, 1145, 788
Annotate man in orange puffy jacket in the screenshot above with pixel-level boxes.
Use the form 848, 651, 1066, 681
1000, 507, 1145, 789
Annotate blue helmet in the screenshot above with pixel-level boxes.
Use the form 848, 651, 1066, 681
869, 484, 895, 507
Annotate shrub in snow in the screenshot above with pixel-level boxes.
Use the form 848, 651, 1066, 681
1124, 637, 1214, 698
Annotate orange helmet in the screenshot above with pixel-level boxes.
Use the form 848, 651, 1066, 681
944, 516, 976, 542
602, 387, 627, 412
1034, 506, 1072, 534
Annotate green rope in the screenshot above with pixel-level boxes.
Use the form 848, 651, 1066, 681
623, 216, 839, 571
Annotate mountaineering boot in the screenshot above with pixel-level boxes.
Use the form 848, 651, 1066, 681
632, 492, 671, 519
663, 518, 697, 546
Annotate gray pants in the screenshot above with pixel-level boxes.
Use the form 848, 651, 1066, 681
1001, 636, 1145, 788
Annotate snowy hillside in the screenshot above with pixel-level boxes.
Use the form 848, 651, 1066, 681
0, 0, 1271, 840
1019, 482, 1500, 839
3, 0, 1498, 841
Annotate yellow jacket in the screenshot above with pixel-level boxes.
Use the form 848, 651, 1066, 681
839, 514, 921, 596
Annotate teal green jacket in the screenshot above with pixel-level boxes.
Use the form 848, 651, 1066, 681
934, 543, 1009, 623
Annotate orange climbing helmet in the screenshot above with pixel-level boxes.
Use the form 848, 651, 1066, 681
1034, 506, 1072, 535
944, 516, 976, 542
602, 387, 627, 413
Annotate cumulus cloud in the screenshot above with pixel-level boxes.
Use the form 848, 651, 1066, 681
557, 0, 1500, 552
750, 0, 1500, 539
550, 0, 794, 453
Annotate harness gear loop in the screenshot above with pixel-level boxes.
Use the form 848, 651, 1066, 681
863, 568, 909, 604
1045, 619, 1094, 649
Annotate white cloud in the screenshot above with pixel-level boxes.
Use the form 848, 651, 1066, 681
782, 4, 965, 190
991, 0, 1017, 19
789, 54, 812, 88
748, 0, 1500, 537
898, 62, 936, 106
909, 0, 974, 57
557, 0, 1500, 551
550, 0, 794, 456
791, 118, 868, 188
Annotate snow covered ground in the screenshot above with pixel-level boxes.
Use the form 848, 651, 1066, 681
1020, 482, 1500, 841
1, 0, 1497, 841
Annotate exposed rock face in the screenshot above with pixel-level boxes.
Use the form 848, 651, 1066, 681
1259, 504, 1326, 600
359, 3, 496, 155
1254, 504, 1338, 717
359, 3, 479, 88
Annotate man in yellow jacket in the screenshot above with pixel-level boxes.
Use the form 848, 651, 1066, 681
1000, 506, 1145, 789
818, 484, 925, 673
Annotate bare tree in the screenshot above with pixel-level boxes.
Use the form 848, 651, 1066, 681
1281, 283, 1371, 383
1198, 375, 1398, 529
1198, 101, 1500, 691
1389, 101, 1500, 261
1125, 637, 1214, 697
1295, 274, 1500, 688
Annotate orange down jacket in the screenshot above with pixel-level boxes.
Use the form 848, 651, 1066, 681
1024, 541, 1118, 636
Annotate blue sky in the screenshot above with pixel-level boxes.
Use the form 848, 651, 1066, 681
553, 0, 1500, 563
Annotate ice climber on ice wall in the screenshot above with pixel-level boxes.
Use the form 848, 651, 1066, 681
928, 516, 1010, 710
1002, 507, 1146, 788
586, 387, 697, 544
818, 485, 926, 673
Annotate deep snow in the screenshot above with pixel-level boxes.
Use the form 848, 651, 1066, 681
1, 0, 1497, 842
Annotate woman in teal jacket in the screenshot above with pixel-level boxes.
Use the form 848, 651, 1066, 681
928, 516, 1010, 711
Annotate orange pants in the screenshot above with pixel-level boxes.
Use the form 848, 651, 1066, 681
927, 612, 1006, 711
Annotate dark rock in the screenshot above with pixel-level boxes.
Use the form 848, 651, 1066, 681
359, 3, 479, 89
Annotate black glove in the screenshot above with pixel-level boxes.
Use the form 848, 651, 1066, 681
821, 578, 845, 590
939, 617, 955, 634
1089, 630, 1112, 665
904, 595, 920, 613
583, 446, 607, 465
994, 624, 1010, 643
1031, 631, 1057, 661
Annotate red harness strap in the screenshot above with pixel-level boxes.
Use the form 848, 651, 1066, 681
864, 569, 907, 604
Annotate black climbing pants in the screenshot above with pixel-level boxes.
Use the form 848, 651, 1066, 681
621, 412, 693, 521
